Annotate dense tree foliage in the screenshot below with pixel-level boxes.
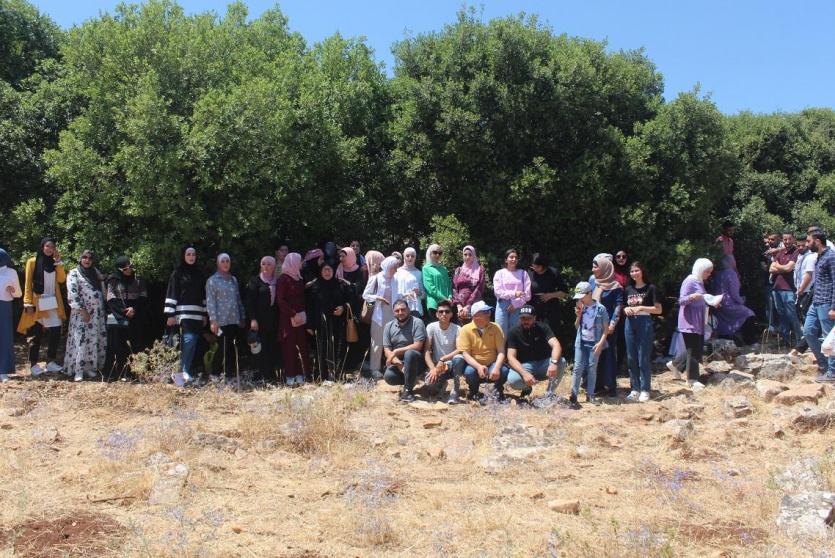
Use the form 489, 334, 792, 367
0, 0, 832, 318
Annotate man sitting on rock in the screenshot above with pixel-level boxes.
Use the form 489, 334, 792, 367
423, 299, 465, 404
459, 301, 509, 402
383, 298, 427, 402
506, 305, 567, 400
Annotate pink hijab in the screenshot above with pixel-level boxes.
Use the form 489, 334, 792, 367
282, 253, 302, 281
365, 250, 384, 275
336, 247, 359, 280
260, 256, 277, 303
458, 245, 482, 282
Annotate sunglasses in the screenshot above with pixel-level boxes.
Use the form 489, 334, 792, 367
436, 309, 451, 315
616, 254, 627, 259
432, 251, 443, 256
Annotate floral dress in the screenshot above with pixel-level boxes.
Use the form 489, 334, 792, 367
65, 268, 107, 375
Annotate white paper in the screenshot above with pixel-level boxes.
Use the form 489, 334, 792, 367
703, 294, 723, 308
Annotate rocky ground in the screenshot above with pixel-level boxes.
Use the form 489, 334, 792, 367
0, 343, 833, 557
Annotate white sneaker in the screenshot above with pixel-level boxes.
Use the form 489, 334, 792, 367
285, 376, 296, 386
171, 372, 185, 387
294, 375, 305, 386
0, 374, 9, 383
46, 361, 63, 373
666, 361, 682, 380
625, 390, 639, 401
74, 371, 83, 382
30, 364, 44, 377
638, 391, 650, 402
181, 371, 192, 383
688, 380, 705, 391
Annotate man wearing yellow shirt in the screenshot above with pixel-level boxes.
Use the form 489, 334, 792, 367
459, 301, 509, 402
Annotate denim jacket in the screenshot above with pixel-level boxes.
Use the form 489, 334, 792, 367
574, 301, 609, 349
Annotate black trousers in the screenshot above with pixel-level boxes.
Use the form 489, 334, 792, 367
215, 324, 240, 378
104, 326, 131, 380
27, 322, 61, 366
255, 326, 279, 383
673, 332, 703, 381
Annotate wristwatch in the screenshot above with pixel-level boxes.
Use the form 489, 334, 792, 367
549, 358, 559, 365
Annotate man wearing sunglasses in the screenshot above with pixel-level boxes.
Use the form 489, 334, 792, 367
423, 299, 465, 404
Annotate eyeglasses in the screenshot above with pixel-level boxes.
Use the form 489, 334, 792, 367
616, 254, 627, 259
436, 309, 451, 315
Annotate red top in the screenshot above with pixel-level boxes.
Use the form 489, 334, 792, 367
276, 273, 306, 340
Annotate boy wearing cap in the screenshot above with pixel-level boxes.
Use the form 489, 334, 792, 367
506, 305, 566, 399
458, 300, 509, 401
571, 281, 609, 405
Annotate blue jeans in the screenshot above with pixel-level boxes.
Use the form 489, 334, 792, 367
572, 340, 599, 397
463, 361, 509, 397
803, 302, 835, 376
773, 289, 803, 344
181, 330, 200, 375
424, 355, 465, 394
495, 300, 520, 336
625, 316, 653, 392
507, 357, 566, 393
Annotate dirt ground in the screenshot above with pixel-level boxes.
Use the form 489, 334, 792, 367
0, 346, 833, 557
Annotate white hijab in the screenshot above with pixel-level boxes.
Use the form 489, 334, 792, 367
688, 258, 714, 284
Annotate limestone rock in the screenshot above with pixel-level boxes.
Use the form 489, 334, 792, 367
791, 409, 835, 432
773, 384, 825, 406
663, 419, 694, 442
774, 458, 827, 493
149, 463, 189, 505
728, 370, 755, 383
724, 396, 754, 418
548, 499, 581, 514
756, 379, 789, 402
776, 491, 835, 537
758, 357, 796, 382
705, 360, 732, 374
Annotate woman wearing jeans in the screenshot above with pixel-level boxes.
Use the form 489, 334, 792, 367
668, 258, 713, 389
623, 261, 661, 402
165, 245, 207, 386
493, 248, 531, 335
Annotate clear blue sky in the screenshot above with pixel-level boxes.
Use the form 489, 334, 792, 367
30, 0, 835, 114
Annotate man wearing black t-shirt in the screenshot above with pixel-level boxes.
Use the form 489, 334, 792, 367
506, 305, 566, 398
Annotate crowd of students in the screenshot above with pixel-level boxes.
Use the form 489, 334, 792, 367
1, 225, 834, 407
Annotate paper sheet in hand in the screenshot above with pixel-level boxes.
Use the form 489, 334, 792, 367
703, 294, 723, 308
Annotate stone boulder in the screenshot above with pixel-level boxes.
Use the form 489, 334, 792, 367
724, 396, 754, 418
757, 356, 797, 382
755, 379, 789, 402
774, 458, 827, 493
776, 491, 835, 537
663, 419, 694, 442
773, 384, 826, 406
791, 409, 835, 433
705, 360, 732, 374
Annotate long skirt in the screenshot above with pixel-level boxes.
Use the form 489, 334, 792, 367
0, 300, 14, 374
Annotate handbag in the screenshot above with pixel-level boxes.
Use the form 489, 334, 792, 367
345, 305, 359, 343
37, 295, 58, 312
360, 275, 377, 325
106, 312, 129, 328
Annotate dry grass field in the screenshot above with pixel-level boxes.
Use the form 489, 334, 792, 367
0, 346, 833, 557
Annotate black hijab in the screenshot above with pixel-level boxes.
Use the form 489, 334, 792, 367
310, 263, 344, 313
33, 237, 56, 295
177, 244, 203, 284
77, 249, 102, 293
109, 255, 135, 287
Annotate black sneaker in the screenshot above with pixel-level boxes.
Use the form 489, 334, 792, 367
520, 386, 533, 398
447, 391, 459, 405
399, 391, 416, 403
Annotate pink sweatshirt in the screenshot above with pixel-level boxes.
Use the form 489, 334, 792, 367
492, 268, 531, 309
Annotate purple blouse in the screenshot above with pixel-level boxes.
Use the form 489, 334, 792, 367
677, 276, 706, 335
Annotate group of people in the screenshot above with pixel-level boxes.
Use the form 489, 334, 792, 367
2, 225, 834, 405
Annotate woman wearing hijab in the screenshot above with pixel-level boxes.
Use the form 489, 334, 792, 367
0, 249, 22, 383
164, 245, 208, 386
452, 245, 485, 324
363, 256, 398, 379
205, 253, 245, 382
338, 247, 368, 371
246, 256, 280, 385
667, 258, 713, 389
103, 256, 148, 381
493, 248, 531, 335
365, 250, 384, 277
306, 262, 349, 380
302, 248, 325, 283
591, 253, 624, 398
277, 253, 311, 385
394, 247, 425, 318
65, 250, 106, 382
422, 244, 452, 322
712, 255, 757, 346
18, 238, 66, 377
